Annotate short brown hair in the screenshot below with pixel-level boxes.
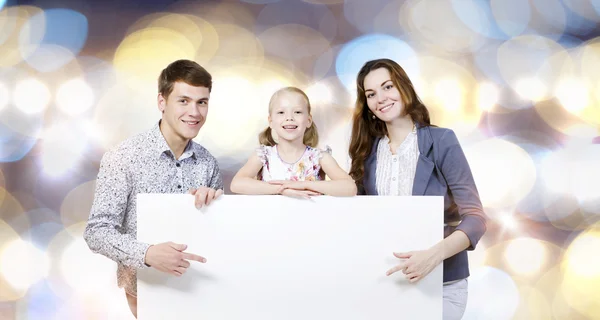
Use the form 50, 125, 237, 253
158, 59, 212, 99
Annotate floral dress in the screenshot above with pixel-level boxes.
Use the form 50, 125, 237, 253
256, 145, 332, 181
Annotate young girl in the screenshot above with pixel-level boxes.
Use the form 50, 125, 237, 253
230, 87, 356, 197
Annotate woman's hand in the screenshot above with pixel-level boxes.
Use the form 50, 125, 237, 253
386, 247, 443, 283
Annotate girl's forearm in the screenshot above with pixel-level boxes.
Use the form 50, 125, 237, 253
230, 177, 281, 195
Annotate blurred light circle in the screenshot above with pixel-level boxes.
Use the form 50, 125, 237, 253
40, 122, 89, 178
205, 23, 264, 68
451, 0, 506, 39
312, 47, 335, 80
256, 1, 336, 42
259, 24, 331, 60
563, 0, 600, 26
113, 27, 196, 82
0, 6, 44, 68
541, 144, 600, 212
0, 82, 8, 111
196, 75, 272, 160
344, 0, 400, 34
0, 219, 22, 301
561, 225, 600, 318
60, 237, 117, 293
529, 0, 568, 39
402, 0, 487, 52
93, 83, 157, 150
335, 34, 418, 93
468, 241, 487, 273
0, 239, 50, 291
127, 13, 219, 67
512, 285, 553, 319
432, 78, 463, 111
415, 57, 481, 135
19, 9, 88, 72
60, 180, 96, 230
504, 238, 547, 276
462, 267, 520, 319
14, 78, 50, 115
464, 138, 536, 209
477, 82, 500, 112
555, 77, 590, 114
514, 77, 548, 102
56, 78, 94, 116
303, 0, 345, 3
497, 35, 566, 104
490, 0, 530, 37
0, 115, 43, 162
241, 0, 280, 3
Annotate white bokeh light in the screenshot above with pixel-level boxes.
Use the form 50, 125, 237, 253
464, 138, 537, 209
40, 123, 88, 177
60, 238, 117, 293
433, 78, 463, 111
515, 77, 547, 102
541, 144, 600, 204
555, 78, 589, 114
56, 78, 95, 116
477, 82, 499, 111
306, 81, 333, 107
504, 237, 547, 276
0, 82, 9, 111
463, 267, 520, 319
14, 78, 51, 114
0, 239, 50, 291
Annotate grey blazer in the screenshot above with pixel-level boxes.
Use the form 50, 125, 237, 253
360, 125, 487, 282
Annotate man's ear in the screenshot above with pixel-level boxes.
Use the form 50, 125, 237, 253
157, 93, 166, 113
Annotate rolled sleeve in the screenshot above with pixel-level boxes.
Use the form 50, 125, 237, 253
438, 129, 488, 250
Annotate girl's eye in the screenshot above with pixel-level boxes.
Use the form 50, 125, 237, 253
367, 93, 374, 98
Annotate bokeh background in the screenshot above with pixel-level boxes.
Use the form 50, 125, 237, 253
1, 0, 600, 319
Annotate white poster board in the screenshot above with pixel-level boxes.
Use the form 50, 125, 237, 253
137, 195, 443, 320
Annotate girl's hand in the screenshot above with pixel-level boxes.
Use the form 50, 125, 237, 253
281, 188, 321, 199
385, 247, 443, 283
268, 180, 321, 198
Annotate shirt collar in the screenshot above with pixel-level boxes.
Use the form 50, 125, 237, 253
149, 121, 197, 160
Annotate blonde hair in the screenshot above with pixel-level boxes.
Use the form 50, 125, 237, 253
258, 87, 319, 147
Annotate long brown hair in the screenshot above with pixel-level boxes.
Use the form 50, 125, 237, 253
258, 87, 319, 148
348, 59, 431, 189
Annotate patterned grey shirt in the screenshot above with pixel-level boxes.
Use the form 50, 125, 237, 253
83, 122, 223, 296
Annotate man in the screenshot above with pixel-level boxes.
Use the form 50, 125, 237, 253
83, 59, 223, 318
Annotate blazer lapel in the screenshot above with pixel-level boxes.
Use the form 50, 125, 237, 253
412, 126, 435, 196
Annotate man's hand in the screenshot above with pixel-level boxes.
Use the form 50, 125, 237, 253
144, 242, 206, 276
189, 186, 224, 209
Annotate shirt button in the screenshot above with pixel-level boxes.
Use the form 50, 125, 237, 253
393, 158, 397, 162
392, 177, 396, 181
176, 163, 181, 167
177, 185, 182, 189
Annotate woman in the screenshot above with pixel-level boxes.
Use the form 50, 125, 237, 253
348, 58, 487, 320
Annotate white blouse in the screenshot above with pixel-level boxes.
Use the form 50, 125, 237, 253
375, 127, 419, 196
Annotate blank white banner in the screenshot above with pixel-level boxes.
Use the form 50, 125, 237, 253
137, 195, 443, 320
